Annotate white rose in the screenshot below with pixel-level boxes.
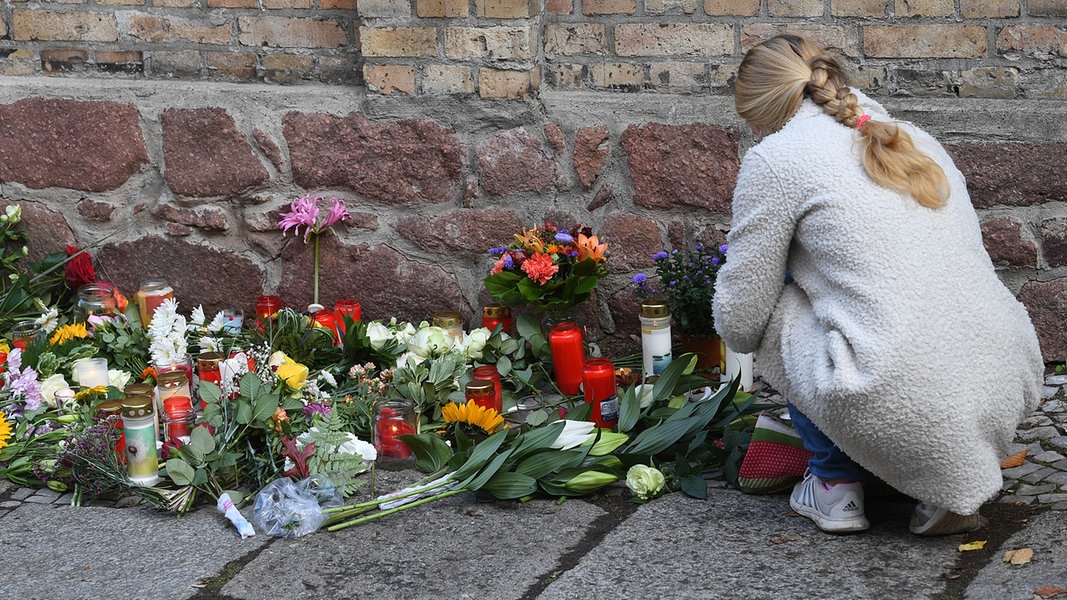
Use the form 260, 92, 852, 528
39, 374, 70, 408
462, 328, 491, 359
108, 369, 132, 390
366, 321, 392, 351
626, 464, 666, 501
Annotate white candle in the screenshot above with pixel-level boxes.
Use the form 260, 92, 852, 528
75, 357, 110, 388
720, 347, 754, 392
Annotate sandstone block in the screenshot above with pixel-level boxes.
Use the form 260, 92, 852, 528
418, 0, 469, 17
1018, 278, 1067, 361
95, 50, 144, 75
283, 112, 463, 205
208, 0, 257, 7
768, 0, 822, 16
263, 0, 312, 8
207, 52, 256, 81
649, 61, 707, 91
549, 64, 585, 88
574, 126, 610, 190
396, 207, 523, 253
547, 0, 573, 12
703, 0, 758, 15
148, 50, 201, 78
0, 200, 75, 263
253, 129, 285, 171
1029, 0, 1067, 16
359, 0, 411, 16
864, 25, 987, 58
1041, 218, 1067, 268
125, 14, 231, 44
620, 123, 739, 212
321, 0, 358, 7
591, 63, 645, 90
583, 0, 636, 14
238, 16, 346, 49
958, 66, 1019, 99
477, 127, 557, 196
741, 24, 858, 56
961, 0, 1018, 17
478, 67, 540, 99
13, 10, 117, 42
981, 217, 1036, 267
545, 24, 608, 56
162, 107, 269, 197
997, 25, 1067, 58
476, 0, 536, 17
360, 27, 438, 57
895, 0, 953, 17
77, 199, 116, 223
41, 48, 89, 73
544, 124, 565, 152
830, 0, 887, 16
0, 98, 147, 192
946, 141, 1067, 207
152, 202, 229, 231
602, 213, 661, 270
422, 64, 475, 94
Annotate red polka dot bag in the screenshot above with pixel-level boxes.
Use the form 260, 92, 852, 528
737, 412, 814, 495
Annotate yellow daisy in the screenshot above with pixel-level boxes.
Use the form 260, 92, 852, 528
442, 400, 506, 436
0, 411, 13, 451
49, 322, 89, 346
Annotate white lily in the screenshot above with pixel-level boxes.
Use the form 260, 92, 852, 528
550, 420, 597, 450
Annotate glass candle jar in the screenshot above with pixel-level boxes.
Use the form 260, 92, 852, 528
75, 284, 117, 322
134, 279, 174, 327
197, 351, 225, 409
373, 399, 417, 470
53, 388, 74, 413
97, 399, 126, 462
639, 302, 673, 378
481, 304, 513, 334
312, 308, 342, 344
548, 321, 585, 396
156, 370, 192, 440
124, 382, 158, 438
121, 396, 159, 485
583, 357, 619, 429
464, 379, 497, 413
73, 357, 110, 388
221, 308, 244, 333
471, 365, 503, 413
334, 299, 361, 333
255, 295, 282, 331
432, 310, 464, 340
9, 320, 42, 350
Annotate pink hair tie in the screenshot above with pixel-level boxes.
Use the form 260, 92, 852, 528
855, 114, 871, 128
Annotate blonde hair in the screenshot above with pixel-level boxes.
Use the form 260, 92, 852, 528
735, 35, 949, 209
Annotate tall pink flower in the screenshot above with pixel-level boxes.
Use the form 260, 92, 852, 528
277, 194, 352, 305
522, 252, 558, 286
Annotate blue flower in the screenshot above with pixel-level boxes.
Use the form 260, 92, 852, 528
695, 244, 704, 251
652, 251, 668, 261
711, 257, 720, 267
503, 255, 514, 269
632, 273, 648, 284
669, 280, 677, 286
555, 232, 574, 243
489, 246, 507, 256
719, 244, 729, 253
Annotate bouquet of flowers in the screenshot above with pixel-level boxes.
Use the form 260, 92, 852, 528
483, 223, 608, 318
634, 243, 727, 337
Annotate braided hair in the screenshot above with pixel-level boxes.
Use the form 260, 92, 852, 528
735, 34, 949, 209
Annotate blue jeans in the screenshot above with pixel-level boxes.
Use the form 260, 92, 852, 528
787, 403, 868, 483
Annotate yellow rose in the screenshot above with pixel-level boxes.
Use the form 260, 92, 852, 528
276, 359, 308, 391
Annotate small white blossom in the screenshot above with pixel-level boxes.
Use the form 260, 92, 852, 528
35, 308, 60, 334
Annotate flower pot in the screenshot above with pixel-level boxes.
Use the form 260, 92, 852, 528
678, 333, 723, 372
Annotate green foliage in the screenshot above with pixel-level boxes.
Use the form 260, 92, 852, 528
636, 243, 728, 336
255, 308, 342, 371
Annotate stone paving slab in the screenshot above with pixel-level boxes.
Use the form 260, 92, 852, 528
964, 510, 1067, 600
0, 502, 267, 600
222, 492, 608, 600
540, 489, 967, 600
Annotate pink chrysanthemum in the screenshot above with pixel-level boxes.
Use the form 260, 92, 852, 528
521, 252, 558, 286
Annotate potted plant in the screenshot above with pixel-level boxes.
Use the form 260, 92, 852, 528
634, 243, 728, 370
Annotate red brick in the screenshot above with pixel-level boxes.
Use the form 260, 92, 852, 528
981, 217, 1037, 266
321, 0, 358, 7
945, 141, 1067, 207
238, 16, 346, 48
1017, 278, 1067, 361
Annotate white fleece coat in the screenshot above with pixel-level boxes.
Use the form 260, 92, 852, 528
712, 92, 1044, 514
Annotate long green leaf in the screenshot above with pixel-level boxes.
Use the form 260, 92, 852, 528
481, 472, 538, 500
450, 429, 509, 482
651, 353, 697, 403
398, 433, 454, 473
515, 449, 585, 479
509, 421, 566, 462
463, 447, 515, 491
617, 386, 641, 433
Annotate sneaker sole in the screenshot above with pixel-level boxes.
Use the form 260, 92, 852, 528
790, 496, 870, 533
909, 510, 980, 536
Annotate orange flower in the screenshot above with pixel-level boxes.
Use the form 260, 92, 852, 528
272, 407, 289, 432
521, 252, 558, 285
514, 226, 545, 254
577, 233, 607, 262
141, 366, 157, 379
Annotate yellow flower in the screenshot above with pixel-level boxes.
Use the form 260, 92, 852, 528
514, 226, 545, 254
442, 399, 506, 435
0, 411, 12, 450
276, 359, 309, 391
271, 406, 289, 432
74, 386, 109, 403
49, 323, 89, 346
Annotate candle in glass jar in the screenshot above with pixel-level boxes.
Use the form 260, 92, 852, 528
334, 300, 361, 333
197, 352, 225, 409
583, 358, 619, 429
471, 365, 503, 413
374, 400, 416, 469
432, 310, 464, 340
481, 304, 513, 334
255, 295, 282, 331
548, 322, 585, 396
9, 321, 42, 351
74, 357, 110, 388
135, 279, 174, 327
312, 308, 342, 344
121, 396, 159, 485
464, 380, 497, 413
639, 302, 672, 378
98, 399, 126, 463
156, 370, 192, 436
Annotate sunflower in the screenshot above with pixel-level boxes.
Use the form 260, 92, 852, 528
0, 411, 13, 451
442, 400, 506, 437
49, 322, 89, 346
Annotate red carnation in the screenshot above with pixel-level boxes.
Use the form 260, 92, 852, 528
64, 246, 96, 288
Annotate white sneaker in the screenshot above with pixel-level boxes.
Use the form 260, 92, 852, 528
909, 502, 980, 536
789, 471, 870, 533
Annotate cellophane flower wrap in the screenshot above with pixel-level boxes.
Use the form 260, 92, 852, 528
483, 223, 608, 317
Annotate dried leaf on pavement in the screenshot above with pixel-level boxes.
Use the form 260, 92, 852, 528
1003, 548, 1034, 565
959, 540, 987, 552
1001, 450, 1029, 469
770, 535, 800, 544
1035, 586, 1067, 599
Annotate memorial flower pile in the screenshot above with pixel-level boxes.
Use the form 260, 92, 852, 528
0, 209, 762, 539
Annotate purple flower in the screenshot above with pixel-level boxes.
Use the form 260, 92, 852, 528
278, 194, 350, 243
711, 257, 721, 267
632, 273, 647, 284
719, 244, 729, 253
489, 247, 508, 256
652, 251, 668, 261
669, 280, 677, 286
502, 255, 515, 269
323, 197, 350, 228
695, 244, 704, 251
554, 232, 574, 243
303, 403, 332, 419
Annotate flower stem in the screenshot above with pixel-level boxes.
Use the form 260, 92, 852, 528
313, 233, 320, 306
322, 476, 453, 518
326, 488, 465, 532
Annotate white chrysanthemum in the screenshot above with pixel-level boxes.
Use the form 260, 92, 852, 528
35, 308, 60, 334
148, 298, 188, 366
198, 336, 221, 353
317, 370, 337, 388
207, 312, 226, 333
190, 306, 206, 327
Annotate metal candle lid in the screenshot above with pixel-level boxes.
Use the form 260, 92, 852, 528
640, 302, 670, 318
432, 310, 463, 329
120, 395, 154, 418
482, 304, 511, 318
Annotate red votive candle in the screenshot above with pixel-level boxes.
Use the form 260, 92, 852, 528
549, 322, 585, 396
312, 309, 342, 344
374, 403, 416, 462
481, 304, 513, 334
163, 396, 192, 439
465, 380, 497, 413
583, 357, 619, 429
334, 300, 361, 333
197, 352, 224, 409
254, 295, 282, 331
471, 365, 503, 413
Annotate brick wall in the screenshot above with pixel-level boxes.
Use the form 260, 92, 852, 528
1, 0, 1065, 96
0, 1, 1066, 362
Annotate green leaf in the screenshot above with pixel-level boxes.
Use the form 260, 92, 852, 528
463, 448, 515, 491
678, 474, 708, 499
515, 313, 542, 340
515, 448, 585, 479
199, 381, 221, 405
525, 409, 549, 427
451, 429, 509, 482
508, 421, 566, 462
481, 472, 538, 500
235, 401, 253, 425
651, 353, 697, 403
252, 392, 280, 423
398, 433, 454, 473
496, 355, 512, 377
189, 425, 216, 454
182, 443, 206, 467
166, 458, 195, 486
617, 386, 641, 433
